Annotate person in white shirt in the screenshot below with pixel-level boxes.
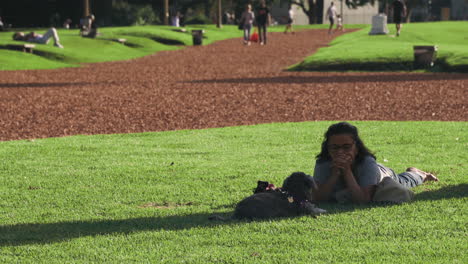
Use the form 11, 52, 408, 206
284, 6, 294, 34
336, 14, 343, 31
171, 12, 181, 27
327, 2, 337, 34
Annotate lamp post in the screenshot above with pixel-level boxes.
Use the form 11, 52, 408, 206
217, 0, 222, 28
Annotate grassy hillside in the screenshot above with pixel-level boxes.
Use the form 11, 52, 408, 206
1, 22, 466, 72
0, 25, 241, 71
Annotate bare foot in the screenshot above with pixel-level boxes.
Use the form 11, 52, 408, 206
406, 167, 439, 182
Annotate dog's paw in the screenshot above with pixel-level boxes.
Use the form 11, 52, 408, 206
301, 202, 327, 216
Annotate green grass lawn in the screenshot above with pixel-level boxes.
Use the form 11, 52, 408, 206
2, 22, 466, 72
290, 21, 468, 72
1, 24, 344, 71
0, 121, 466, 263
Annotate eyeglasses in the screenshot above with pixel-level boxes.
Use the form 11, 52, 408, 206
328, 143, 354, 152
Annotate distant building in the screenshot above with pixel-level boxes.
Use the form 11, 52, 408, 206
322, 0, 378, 24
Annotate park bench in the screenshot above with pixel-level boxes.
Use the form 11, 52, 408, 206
7, 44, 36, 53
114, 38, 127, 44
97, 38, 128, 46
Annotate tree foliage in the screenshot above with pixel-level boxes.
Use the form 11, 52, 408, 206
288, 0, 381, 24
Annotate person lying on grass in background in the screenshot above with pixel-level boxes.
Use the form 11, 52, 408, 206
313, 122, 438, 204
12, 27, 63, 48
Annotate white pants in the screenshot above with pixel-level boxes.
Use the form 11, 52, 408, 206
33, 28, 60, 44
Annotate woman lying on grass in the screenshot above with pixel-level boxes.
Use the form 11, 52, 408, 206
313, 122, 438, 203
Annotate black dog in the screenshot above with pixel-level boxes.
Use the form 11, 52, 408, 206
232, 172, 326, 220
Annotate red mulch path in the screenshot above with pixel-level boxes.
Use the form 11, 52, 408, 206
0, 29, 467, 141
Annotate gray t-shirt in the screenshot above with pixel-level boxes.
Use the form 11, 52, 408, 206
313, 155, 393, 195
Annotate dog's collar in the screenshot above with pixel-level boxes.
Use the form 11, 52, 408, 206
287, 195, 310, 207
254, 181, 310, 207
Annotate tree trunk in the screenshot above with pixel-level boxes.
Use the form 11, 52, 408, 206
164, 0, 169, 25
309, 0, 317, 24
293, 0, 317, 24
216, 0, 222, 28
83, 0, 90, 17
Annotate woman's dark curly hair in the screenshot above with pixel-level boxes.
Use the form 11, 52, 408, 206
316, 122, 375, 163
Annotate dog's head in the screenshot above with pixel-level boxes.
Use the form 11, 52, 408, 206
282, 172, 317, 204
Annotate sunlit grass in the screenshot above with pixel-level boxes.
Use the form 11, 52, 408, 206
0, 121, 466, 263
290, 21, 468, 72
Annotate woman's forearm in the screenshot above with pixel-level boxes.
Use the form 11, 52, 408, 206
342, 171, 371, 203
314, 172, 340, 202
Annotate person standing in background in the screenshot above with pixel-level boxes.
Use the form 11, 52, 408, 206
327, 2, 337, 34
240, 4, 255, 45
256, 1, 271, 45
284, 6, 294, 34
171, 12, 181, 27
391, 0, 407, 36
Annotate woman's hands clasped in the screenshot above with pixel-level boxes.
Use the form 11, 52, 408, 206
331, 153, 354, 177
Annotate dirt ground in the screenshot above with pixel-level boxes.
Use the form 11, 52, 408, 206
0, 29, 466, 141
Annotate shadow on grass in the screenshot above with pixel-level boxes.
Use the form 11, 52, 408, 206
150, 36, 185, 45
0, 212, 231, 246
186, 73, 468, 85
319, 183, 468, 214
413, 183, 468, 201
0, 45, 70, 64
1, 184, 466, 246
289, 58, 468, 73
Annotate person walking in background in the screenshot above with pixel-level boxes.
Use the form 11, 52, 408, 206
391, 0, 407, 36
284, 6, 294, 34
256, 1, 271, 45
12, 27, 64, 48
327, 2, 337, 34
240, 4, 255, 46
